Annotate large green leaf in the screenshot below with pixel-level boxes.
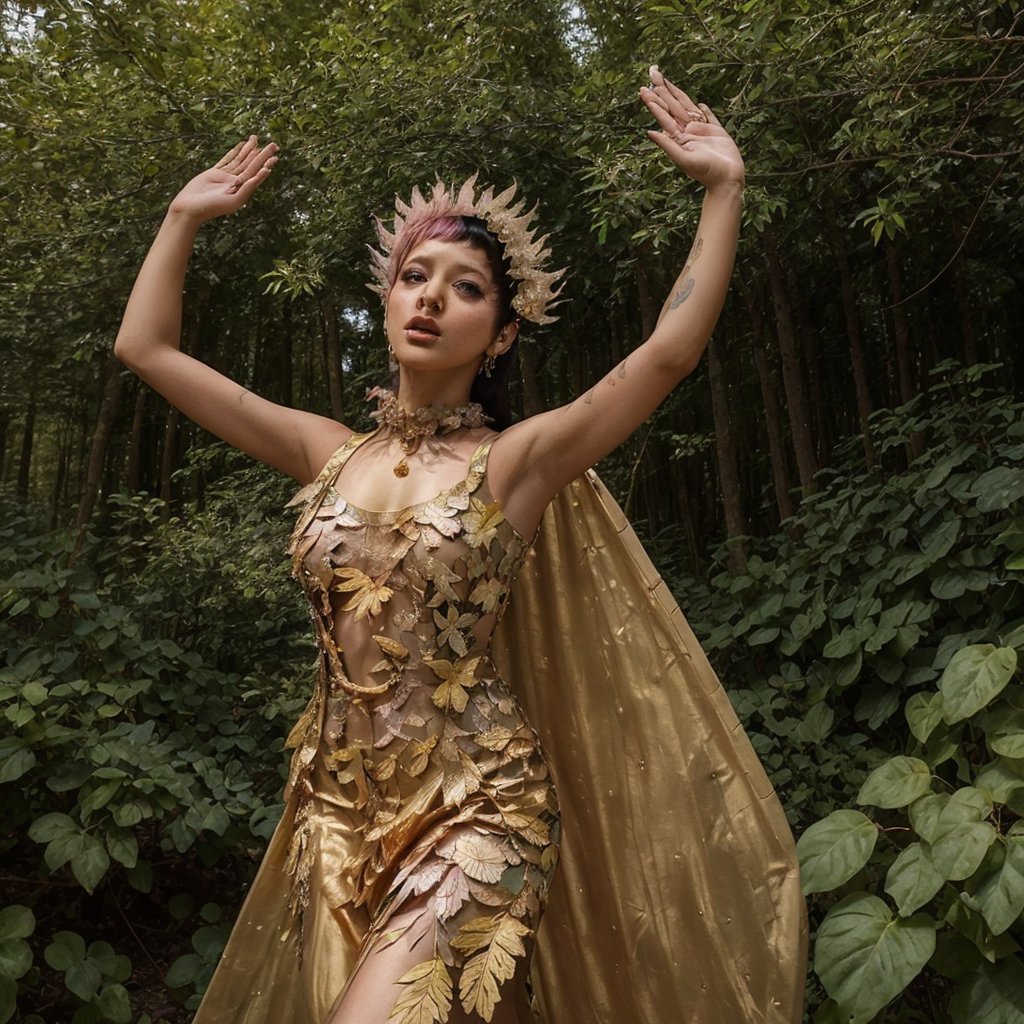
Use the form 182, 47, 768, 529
940, 645, 1017, 724
884, 842, 946, 916
972, 832, 1024, 936
972, 467, 1024, 513
0, 908, 33, 943
70, 839, 110, 894
905, 691, 945, 743
857, 756, 932, 808
909, 789, 997, 880
975, 759, 1024, 805
814, 893, 936, 1024
0, 939, 31, 983
986, 711, 1024, 759
797, 810, 877, 895
950, 957, 1024, 1023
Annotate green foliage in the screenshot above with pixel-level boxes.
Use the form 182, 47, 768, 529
43, 931, 132, 1023
0, 457, 308, 1017
675, 362, 1024, 1019
164, 903, 231, 1012
0, 906, 35, 1024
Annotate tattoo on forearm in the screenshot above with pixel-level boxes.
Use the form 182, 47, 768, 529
669, 278, 696, 309
688, 237, 704, 263
237, 389, 248, 404
583, 388, 595, 405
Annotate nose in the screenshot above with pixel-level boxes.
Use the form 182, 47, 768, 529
418, 285, 442, 312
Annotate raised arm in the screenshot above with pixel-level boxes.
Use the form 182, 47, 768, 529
498, 68, 744, 507
113, 136, 350, 485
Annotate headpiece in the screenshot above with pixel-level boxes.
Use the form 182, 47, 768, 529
368, 174, 566, 325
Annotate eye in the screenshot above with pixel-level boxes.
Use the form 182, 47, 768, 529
455, 280, 483, 297
400, 269, 426, 284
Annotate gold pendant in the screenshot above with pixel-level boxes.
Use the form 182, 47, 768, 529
393, 458, 409, 478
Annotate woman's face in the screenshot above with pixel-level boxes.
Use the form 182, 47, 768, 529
385, 238, 507, 375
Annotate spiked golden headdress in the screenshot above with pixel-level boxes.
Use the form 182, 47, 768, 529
368, 174, 566, 325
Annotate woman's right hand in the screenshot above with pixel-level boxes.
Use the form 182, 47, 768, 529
168, 135, 279, 223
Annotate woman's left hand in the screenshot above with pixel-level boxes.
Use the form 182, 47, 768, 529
640, 66, 744, 191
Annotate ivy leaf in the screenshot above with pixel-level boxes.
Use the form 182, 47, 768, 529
909, 789, 996, 881
950, 957, 1024, 1024
71, 838, 110, 893
857, 756, 932, 808
972, 833, 1024, 936
797, 809, 877, 895
905, 691, 945, 744
814, 893, 936, 1024
985, 710, 1024, 759
884, 842, 946, 916
940, 645, 1017, 724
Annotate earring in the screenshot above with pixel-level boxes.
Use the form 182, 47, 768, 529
478, 354, 496, 378
388, 343, 398, 373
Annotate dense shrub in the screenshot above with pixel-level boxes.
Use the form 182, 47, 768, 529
0, 455, 310, 1022
674, 362, 1024, 1021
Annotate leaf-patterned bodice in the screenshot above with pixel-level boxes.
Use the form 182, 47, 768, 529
286, 430, 530, 703
280, 429, 558, 935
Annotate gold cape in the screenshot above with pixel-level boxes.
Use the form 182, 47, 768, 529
193, 470, 808, 1023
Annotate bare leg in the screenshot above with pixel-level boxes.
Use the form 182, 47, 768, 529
326, 890, 523, 1024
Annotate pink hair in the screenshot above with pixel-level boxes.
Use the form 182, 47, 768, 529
387, 216, 472, 288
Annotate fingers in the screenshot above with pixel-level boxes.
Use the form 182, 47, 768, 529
215, 135, 257, 170
648, 65, 702, 124
232, 158, 277, 199
699, 103, 722, 128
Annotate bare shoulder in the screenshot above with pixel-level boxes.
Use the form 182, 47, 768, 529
300, 419, 356, 484
486, 416, 554, 542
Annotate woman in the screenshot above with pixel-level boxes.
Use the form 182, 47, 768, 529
114, 67, 806, 1024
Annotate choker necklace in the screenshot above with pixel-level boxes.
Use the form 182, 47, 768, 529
367, 386, 491, 477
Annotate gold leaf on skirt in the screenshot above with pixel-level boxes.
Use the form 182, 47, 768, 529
502, 812, 550, 847
452, 833, 507, 883
434, 865, 471, 921
404, 735, 438, 777
388, 956, 452, 1024
366, 753, 397, 782
475, 725, 514, 751
467, 879, 515, 908
454, 914, 531, 1020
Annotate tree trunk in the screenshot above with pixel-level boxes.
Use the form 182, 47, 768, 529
127, 384, 147, 493
0, 407, 10, 483
953, 247, 978, 366
763, 228, 819, 495
823, 200, 874, 466
16, 400, 37, 500
280, 305, 294, 407
793, 279, 830, 466
706, 336, 747, 573
519, 341, 545, 416
886, 245, 925, 460
671, 458, 702, 573
740, 278, 794, 524
320, 293, 345, 421
76, 352, 126, 529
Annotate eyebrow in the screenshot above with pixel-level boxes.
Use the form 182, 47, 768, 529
406, 254, 488, 278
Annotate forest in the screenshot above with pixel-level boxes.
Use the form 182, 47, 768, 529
2, 1, 1023, 1021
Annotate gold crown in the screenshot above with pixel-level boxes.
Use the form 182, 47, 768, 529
368, 174, 566, 326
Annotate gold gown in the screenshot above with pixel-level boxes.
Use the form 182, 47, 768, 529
193, 429, 808, 1024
